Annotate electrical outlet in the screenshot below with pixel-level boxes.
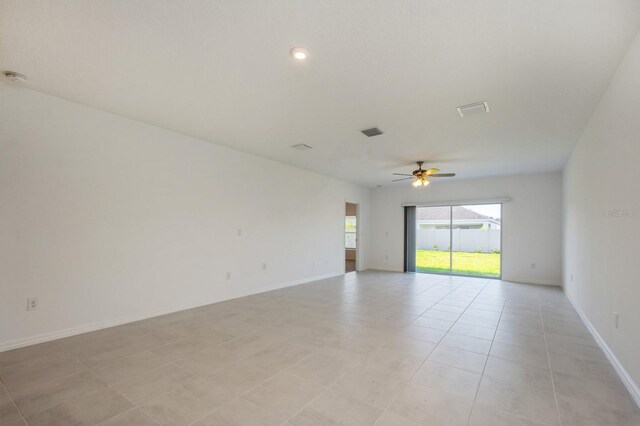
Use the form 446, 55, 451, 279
237, 229, 242, 236
27, 297, 38, 311
385, 254, 389, 260
261, 262, 267, 271
531, 263, 536, 269
614, 312, 619, 329
226, 272, 231, 280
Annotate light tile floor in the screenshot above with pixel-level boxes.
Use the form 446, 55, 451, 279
1, 271, 639, 425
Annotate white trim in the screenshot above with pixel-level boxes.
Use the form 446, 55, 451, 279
502, 277, 561, 286
368, 267, 404, 273
0, 272, 342, 353
565, 292, 640, 408
401, 197, 511, 207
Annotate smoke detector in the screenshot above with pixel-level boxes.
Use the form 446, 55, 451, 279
290, 143, 312, 151
361, 127, 383, 137
457, 101, 490, 117
3, 71, 27, 83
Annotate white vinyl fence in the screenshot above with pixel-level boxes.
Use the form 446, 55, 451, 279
417, 229, 500, 253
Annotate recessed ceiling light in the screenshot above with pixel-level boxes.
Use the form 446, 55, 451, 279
3, 71, 27, 83
290, 47, 309, 61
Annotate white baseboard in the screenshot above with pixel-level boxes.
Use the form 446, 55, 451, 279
0, 271, 342, 353
503, 277, 561, 286
365, 268, 561, 285
265, 272, 343, 291
565, 292, 640, 408
367, 266, 404, 273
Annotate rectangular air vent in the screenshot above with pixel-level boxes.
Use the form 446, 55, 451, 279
457, 101, 490, 117
361, 127, 383, 137
290, 143, 312, 151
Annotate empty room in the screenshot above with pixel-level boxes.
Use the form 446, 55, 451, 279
1, 1, 639, 425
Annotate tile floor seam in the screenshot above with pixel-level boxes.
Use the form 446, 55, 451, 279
388, 275, 487, 426
273, 378, 332, 423
1, 379, 29, 426
99, 384, 143, 425
465, 281, 506, 426
73, 353, 155, 426
363, 278, 462, 351
169, 333, 269, 380
280, 351, 379, 425
185, 350, 320, 426
407, 281, 464, 331
425, 354, 483, 375
378, 277, 491, 426
93, 406, 138, 425
144, 370, 219, 426
406, 278, 490, 384
326, 379, 391, 422
377, 387, 413, 426
372, 340, 438, 426
184, 400, 225, 426
540, 299, 564, 426
15, 374, 120, 426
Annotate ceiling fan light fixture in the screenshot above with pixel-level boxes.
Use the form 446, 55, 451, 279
412, 177, 430, 187
393, 162, 454, 187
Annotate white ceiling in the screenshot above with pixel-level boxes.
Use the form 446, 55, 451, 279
1, 1, 639, 187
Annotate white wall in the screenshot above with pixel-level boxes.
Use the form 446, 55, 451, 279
563, 30, 640, 390
0, 83, 370, 350
370, 173, 563, 285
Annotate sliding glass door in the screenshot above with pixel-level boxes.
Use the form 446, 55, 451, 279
411, 204, 501, 278
415, 206, 451, 274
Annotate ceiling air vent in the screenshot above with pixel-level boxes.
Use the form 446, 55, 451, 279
457, 101, 490, 117
361, 127, 383, 137
290, 143, 312, 151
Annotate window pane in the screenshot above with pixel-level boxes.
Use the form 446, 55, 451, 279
451, 204, 501, 277
416, 206, 451, 274
345, 216, 357, 249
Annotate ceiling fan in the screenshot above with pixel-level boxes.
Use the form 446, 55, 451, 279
392, 161, 456, 187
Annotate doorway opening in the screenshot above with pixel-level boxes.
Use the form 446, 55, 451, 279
345, 202, 357, 273
406, 203, 502, 278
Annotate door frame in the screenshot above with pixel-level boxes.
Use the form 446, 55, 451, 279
409, 202, 503, 279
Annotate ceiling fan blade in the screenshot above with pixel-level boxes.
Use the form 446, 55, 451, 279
425, 168, 440, 175
429, 173, 456, 177
392, 173, 413, 176
392, 177, 414, 182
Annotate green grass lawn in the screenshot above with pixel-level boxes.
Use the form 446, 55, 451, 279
416, 250, 500, 277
